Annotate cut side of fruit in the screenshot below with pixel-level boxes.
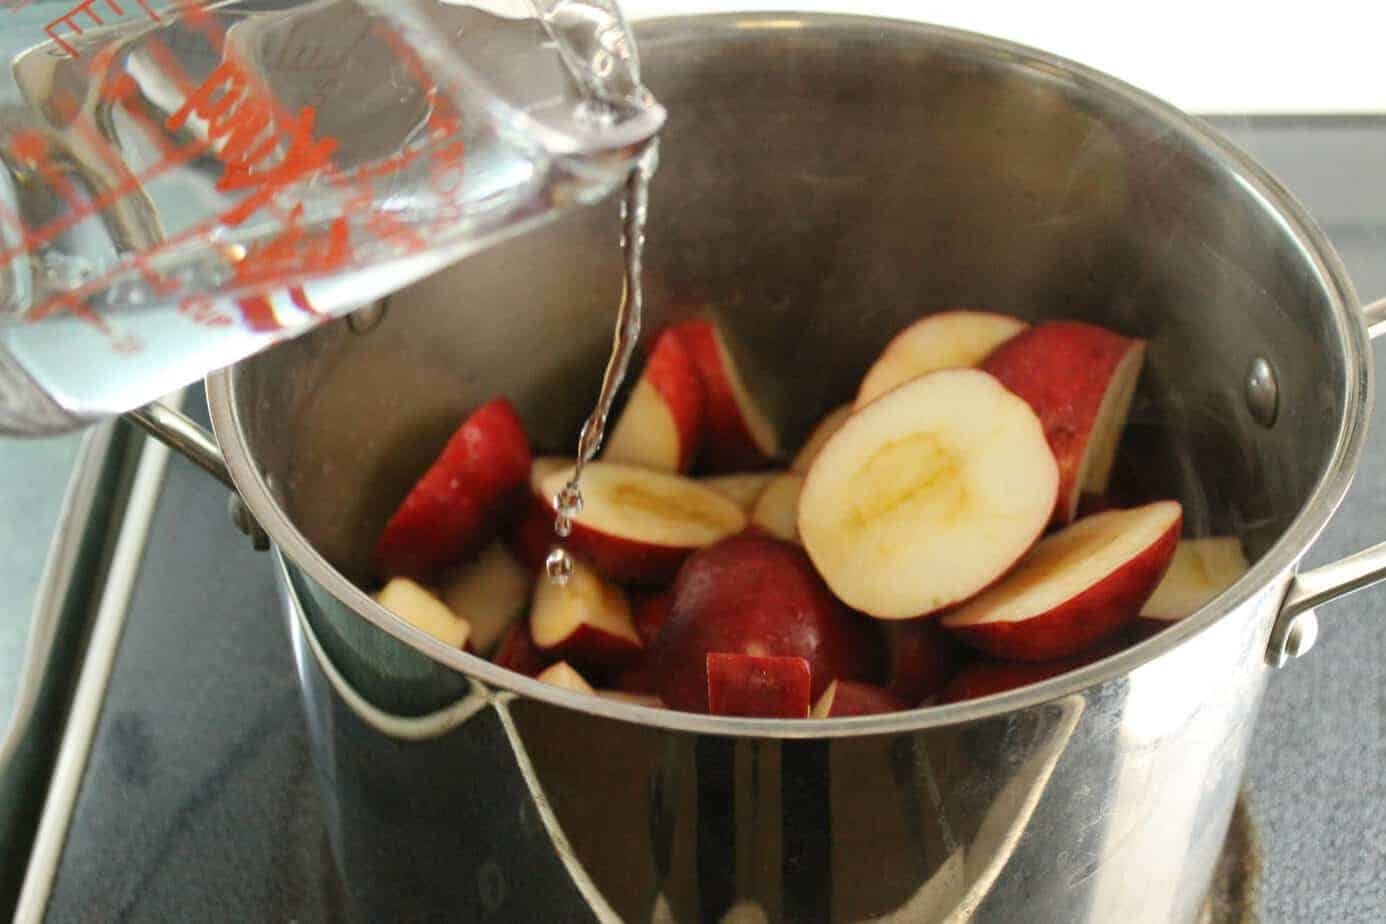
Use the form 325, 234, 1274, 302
602, 330, 705, 472
1140, 536, 1248, 623
440, 542, 532, 656
749, 473, 805, 543
537, 461, 747, 584
982, 321, 1145, 524
374, 398, 532, 581
853, 311, 1028, 410
798, 368, 1059, 619
942, 501, 1182, 661
700, 472, 778, 511
530, 557, 640, 670
674, 320, 780, 470
811, 680, 909, 718
706, 653, 811, 718
537, 661, 596, 695
791, 405, 852, 474
375, 578, 471, 649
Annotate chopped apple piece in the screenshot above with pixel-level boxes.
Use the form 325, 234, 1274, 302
597, 690, 665, 708
790, 405, 852, 474
530, 557, 640, 670
882, 620, 960, 704
492, 620, 552, 677
674, 320, 780, 470
854, 310, 1028, 409
375, 577, 471, 649
942, 501, 1182, 661
749, 473, 805, 543
811, 680, 909, 717
982, 321, 1145, 524
700, 472, 778, 511
536, 461, 747, 585
936, 642, 1122, 703
537, 661, 596, 694
798, 368, 1058, 619
440, 542, 532, 656
602, 330, 705, 472
1140, 536, 1249, 623
706, 653, 811, 718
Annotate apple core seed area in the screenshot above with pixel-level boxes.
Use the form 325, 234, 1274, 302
844, 433, 968, 529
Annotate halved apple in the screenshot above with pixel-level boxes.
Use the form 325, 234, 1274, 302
375, 577, 471, 649
942, 501, 1182, 661
1139, 536, 1248, 624
811, 680, 909, 717
536, 461, 747, 585
439, 542, 532, 656
530, 556, 641, 670
798, 368, 1058, 619
374, 398, 532, 580
790, 405, 852, 474
602, 330, 705, 472
981, 321, 1145, 524
537, 661, 596, 694
854, 310, 1028, 410
748, 473, 805, 543
700, 472, 778, 511
706, 652, 811, 718
673, 320, 780, 470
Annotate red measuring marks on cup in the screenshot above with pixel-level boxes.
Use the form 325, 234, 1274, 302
44, 0, 161, 58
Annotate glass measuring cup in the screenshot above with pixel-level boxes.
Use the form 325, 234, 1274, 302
0, 0, 664, 434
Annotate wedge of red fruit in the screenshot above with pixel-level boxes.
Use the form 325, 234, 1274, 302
673, 319, 780, 471
602, 329, 705, 472
706, 653, 812, 718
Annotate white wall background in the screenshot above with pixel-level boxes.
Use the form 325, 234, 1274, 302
621, 1, 1386, 114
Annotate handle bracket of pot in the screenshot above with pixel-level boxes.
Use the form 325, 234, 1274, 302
1268, 297, 1386, 666
125, 402, 269, 550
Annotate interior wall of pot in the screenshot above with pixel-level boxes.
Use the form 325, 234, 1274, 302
232, 18, 1350, 586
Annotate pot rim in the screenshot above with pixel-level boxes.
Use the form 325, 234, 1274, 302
208, 11, 1370, 739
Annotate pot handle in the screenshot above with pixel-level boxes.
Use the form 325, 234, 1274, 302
1267, 297, 1386, 666
124, 401, 269, 550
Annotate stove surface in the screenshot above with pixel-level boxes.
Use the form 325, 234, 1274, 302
24, 117, 1386, 922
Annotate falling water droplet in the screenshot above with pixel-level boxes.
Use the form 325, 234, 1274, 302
545, 547, 574, 584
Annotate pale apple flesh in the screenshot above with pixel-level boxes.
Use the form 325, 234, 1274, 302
537, 661, 596, 694
798, 368, 1059, 619
674, 320, 781, 470
853, 310, 1028, 410
706, 652, 812, 718
597, 690, 665, 708
602, 329, 704, 472
439, 542, 532, 656
791, 405, 852, 473
942, 501, 1182, 661
749, 473, 805, 543
811, 679, 909, 717
1140, 536, 1249, 623
375, 577, 471, 649
700, 472, 778, 510
530, 556, 641, 670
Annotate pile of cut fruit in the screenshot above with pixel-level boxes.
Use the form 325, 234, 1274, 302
370, 311, 1249, 718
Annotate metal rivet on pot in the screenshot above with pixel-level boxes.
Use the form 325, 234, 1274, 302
347, 296, 389, 335
227, 492, 270, 552
1245, 356, 1279, 428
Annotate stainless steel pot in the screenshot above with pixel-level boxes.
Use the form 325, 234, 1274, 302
133, 12, 1386, 923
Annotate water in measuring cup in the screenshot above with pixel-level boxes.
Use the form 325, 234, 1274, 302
0, 0, 662, 433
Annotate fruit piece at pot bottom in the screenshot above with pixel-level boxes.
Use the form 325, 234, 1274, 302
791, 405, 852, 474
941, 501, 1182, 661
706, 653, 812, 718
1136, 536, 1249, 633
673, 319, 781, 471
936, 643, 1122, 704
981, 320, 1145, 525
652, 535, 881, 713
439, 542, 532, 657
602, 329, 705, 472
811, 680, 909, 718
537, 661, 596, 694
748, 473, 805, 543
536, 461, 747, 585
881, 620, 961, 704
699, 472, 778, 511
530, 557, 641, 672
375, 577, 471, 649
798, 368, 1058, 619
598, 690, 665, 708
492, 620, 553, 677
374, 398, 532, 581
854, 310, 1029, 409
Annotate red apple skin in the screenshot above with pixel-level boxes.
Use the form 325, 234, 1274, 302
506, 495, 557, 571
559, 519, 698, 587
817, 681, 909, 717
375, 399, 532, 581
646, 329, 706, 471
614, 660, 660, 695
535, 623, 643, 673
937, 642, 1125, 704
981, 321, 1141, 525
651, 535, 883, 713
706, 653, 812, 718
632, 591, 674, 647
492, 620, 553, 677
943, 514, 1180, 662
673, 320, 775, 472
882, 620, 961, 704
